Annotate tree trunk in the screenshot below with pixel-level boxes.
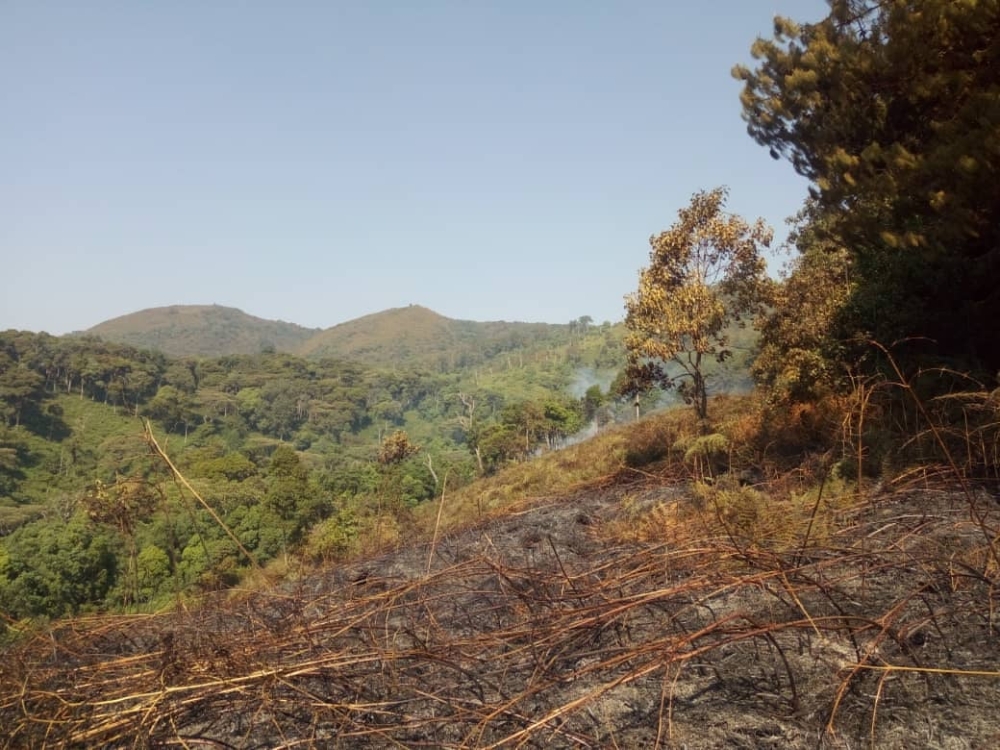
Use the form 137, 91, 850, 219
425, 454, 439, 487
685, 351, 707, 429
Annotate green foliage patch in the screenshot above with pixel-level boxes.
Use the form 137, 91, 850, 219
0, 318, 647, 621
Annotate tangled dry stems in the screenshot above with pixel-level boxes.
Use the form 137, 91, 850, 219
3, 467, 1000, 748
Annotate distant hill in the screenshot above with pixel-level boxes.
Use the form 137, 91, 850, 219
82, 304, 321, 358
81, 304, 576, 370
297, 304, 568, 369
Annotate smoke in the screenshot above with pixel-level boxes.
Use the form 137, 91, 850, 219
557, 367, 619, 449
567, 367, 616, 399
560, 420, 600, 449
556, 366, 686, 451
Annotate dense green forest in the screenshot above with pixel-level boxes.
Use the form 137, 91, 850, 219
0, 317, 614, 617
1, 306, 771, 624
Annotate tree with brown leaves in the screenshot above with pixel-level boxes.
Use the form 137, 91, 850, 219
624, 187, 772, 424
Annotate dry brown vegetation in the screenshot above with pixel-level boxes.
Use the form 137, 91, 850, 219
84, 304, 321, 358
3, 386, 1000, 748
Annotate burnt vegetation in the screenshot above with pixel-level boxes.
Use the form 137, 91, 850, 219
5, 0, 1000, 746
2, 378, 1000, 747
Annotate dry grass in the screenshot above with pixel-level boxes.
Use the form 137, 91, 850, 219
411, 408, 690, 535
4, 385, 1000, 747
3, 473, 999, 748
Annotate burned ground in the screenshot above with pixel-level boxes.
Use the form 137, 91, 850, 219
3, 472, 1000, 748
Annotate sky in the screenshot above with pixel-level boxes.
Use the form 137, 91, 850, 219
2, 1, 829, 336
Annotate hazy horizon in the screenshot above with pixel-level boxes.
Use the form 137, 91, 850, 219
3, 1, 827, 335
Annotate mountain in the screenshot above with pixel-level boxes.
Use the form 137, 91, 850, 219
295, 304, 460, 364
296, 304, 568, 369
82, 304, 575, 369
82, 304, 321, 358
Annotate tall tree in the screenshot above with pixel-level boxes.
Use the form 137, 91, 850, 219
82, 476, 162, 606
752, 204, 855, 403
734, 0, 1000, 376
623, 187, 772, 423
145, 385, 198, 438
0, 359, 46, 428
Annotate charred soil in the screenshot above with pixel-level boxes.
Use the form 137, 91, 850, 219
3, 471, 1000, 748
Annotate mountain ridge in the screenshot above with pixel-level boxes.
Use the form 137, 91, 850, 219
81, 304, 322, 358
80, 303, 584, 368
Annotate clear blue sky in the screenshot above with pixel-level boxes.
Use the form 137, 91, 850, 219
2, 1, 828, 335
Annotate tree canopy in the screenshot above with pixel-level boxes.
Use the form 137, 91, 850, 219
735, 0, 1000, 377
0, 322, 640, 620
623, 187, 772, 422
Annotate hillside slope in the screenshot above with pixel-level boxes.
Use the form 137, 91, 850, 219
3, 458, 998, 748
83, 304, 321, 357
295, 304, 570, 370
80, 303, 576, 370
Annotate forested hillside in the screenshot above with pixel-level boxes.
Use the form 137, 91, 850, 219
82, 302, 599, 372
0, 319, 638, 619
0, 304, 761, 622
295, 304, 579, 370
83, 304, 321, 358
